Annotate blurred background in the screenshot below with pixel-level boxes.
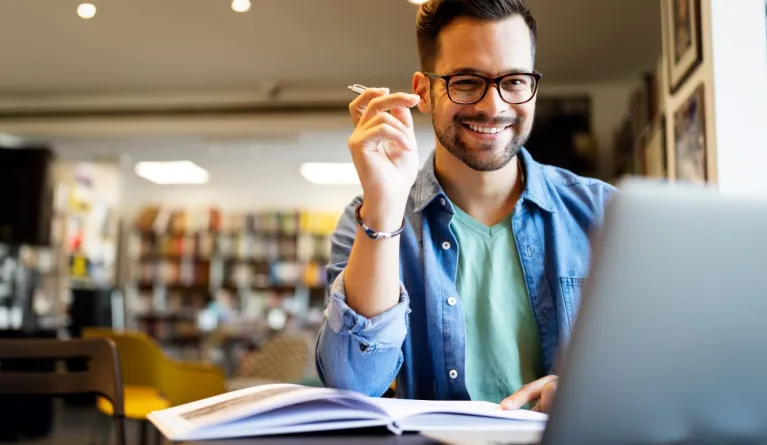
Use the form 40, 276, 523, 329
2, 0, 762, 442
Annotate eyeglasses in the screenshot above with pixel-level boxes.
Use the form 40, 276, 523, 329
423, 71, 543, 105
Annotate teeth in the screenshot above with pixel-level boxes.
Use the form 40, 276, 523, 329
468, 124, 507, 134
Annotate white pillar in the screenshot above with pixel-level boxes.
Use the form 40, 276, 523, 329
707, 0, 767, 193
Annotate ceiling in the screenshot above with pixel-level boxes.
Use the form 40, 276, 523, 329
0, 0, 662, 96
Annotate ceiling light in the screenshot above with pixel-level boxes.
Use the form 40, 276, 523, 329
299, 163, 360, 185
407, 0, 429, 4
134, 161, 209, 185
0, 133, 24, 148
77, 3, 96, 19
231, 0, 251, 13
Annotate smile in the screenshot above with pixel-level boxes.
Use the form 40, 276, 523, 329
463, 123, 511, 134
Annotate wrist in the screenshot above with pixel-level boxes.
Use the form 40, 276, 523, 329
358, 199, 406, 234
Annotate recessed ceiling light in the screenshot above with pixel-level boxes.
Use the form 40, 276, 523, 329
407, 0, 429, 4
231, 0, 251, 13
299, 163, 360, 185
134, 161, 210, 185
77, 3, 96, 19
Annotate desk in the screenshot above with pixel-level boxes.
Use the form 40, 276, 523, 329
178, 432, 440, 445
175, 429, 541, 445
176, 434, 749, 445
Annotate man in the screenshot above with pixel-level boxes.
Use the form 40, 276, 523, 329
315, 0, 616, 412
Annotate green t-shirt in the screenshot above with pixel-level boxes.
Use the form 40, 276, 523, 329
449, 204, 543, 404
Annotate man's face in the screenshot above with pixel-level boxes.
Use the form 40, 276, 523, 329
425, 16, 536, 172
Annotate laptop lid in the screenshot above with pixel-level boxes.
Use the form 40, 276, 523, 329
541, 179, 767, 445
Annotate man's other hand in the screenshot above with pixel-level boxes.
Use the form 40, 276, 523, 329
500, 375, 558, 413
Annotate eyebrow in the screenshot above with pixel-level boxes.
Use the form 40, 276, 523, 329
446, 67, 532, 76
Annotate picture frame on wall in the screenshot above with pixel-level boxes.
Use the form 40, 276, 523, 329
663, 0, 703, 94
674, 84, 707, 183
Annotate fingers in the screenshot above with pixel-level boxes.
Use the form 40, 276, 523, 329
351, 124, 412, 154
359, 111, 411, 136
347, 89, 420, 162
531, 379, 558, 413
389, 101, 416, 129
349, 110, 415, 155
358, 93, 420, 127
349, 88, 389, 127
501, 375, 558, 410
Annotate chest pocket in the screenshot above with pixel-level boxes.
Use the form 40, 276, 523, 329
560, 276, 586, 334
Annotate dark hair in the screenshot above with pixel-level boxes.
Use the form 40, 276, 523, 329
416, 0, 537, 72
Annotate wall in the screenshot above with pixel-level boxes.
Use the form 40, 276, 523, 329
658, 0, 767, 189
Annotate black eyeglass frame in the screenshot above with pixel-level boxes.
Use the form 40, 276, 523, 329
423, 71, 543, 105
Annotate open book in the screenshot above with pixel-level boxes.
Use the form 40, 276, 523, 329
147, 383, 548, 440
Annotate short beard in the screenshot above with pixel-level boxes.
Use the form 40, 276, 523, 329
431, 93, 532, 172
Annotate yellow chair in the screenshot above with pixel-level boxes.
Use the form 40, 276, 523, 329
82, 328, 227, 445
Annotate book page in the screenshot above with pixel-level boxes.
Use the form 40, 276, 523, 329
149, 383, 382, 439
179, 385, 308, 423
194, 399, 388, 440
367, 398, 548, 423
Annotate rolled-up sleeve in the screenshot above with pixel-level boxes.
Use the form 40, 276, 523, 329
315, 197, 409, 397
324, 269, 410, 348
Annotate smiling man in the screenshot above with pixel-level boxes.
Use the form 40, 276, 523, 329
315, 0, 616, 412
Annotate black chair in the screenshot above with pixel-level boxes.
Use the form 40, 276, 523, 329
0, 328, 59, 440
0, 337, 126, 445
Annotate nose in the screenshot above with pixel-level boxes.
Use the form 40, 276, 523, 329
472, 83, 510, 116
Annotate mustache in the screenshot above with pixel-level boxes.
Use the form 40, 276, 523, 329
455, 114, 521, 126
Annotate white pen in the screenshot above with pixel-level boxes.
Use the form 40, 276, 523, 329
347, 84, 368, 95
347, 83, 420, 117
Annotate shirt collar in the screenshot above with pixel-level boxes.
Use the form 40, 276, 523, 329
413, 147, 556, 214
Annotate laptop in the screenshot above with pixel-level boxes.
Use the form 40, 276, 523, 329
427, 178, 767, 445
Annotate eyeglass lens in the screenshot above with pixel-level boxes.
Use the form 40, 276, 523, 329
447, 74, 536, 104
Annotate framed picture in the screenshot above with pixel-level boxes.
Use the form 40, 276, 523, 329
674, 84, 707, 183
643, 115, 668, 179
663, 0, 703, 94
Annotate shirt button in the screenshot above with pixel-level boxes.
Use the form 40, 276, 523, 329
449, 369, 458, 379
447, 297, 457, 306
442, 241, 451, 250
440, 198, 447, 206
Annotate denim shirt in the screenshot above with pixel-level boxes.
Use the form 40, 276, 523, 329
315, 147, 617, 400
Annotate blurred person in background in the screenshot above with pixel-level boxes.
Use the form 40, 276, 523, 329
316, 0, 616, 412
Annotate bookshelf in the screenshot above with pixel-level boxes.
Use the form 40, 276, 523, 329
125, 206, 338, 365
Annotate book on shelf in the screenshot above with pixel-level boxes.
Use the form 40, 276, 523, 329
148, 383, 547, 441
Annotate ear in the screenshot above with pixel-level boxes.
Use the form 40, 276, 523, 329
412, 72, 431, 115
